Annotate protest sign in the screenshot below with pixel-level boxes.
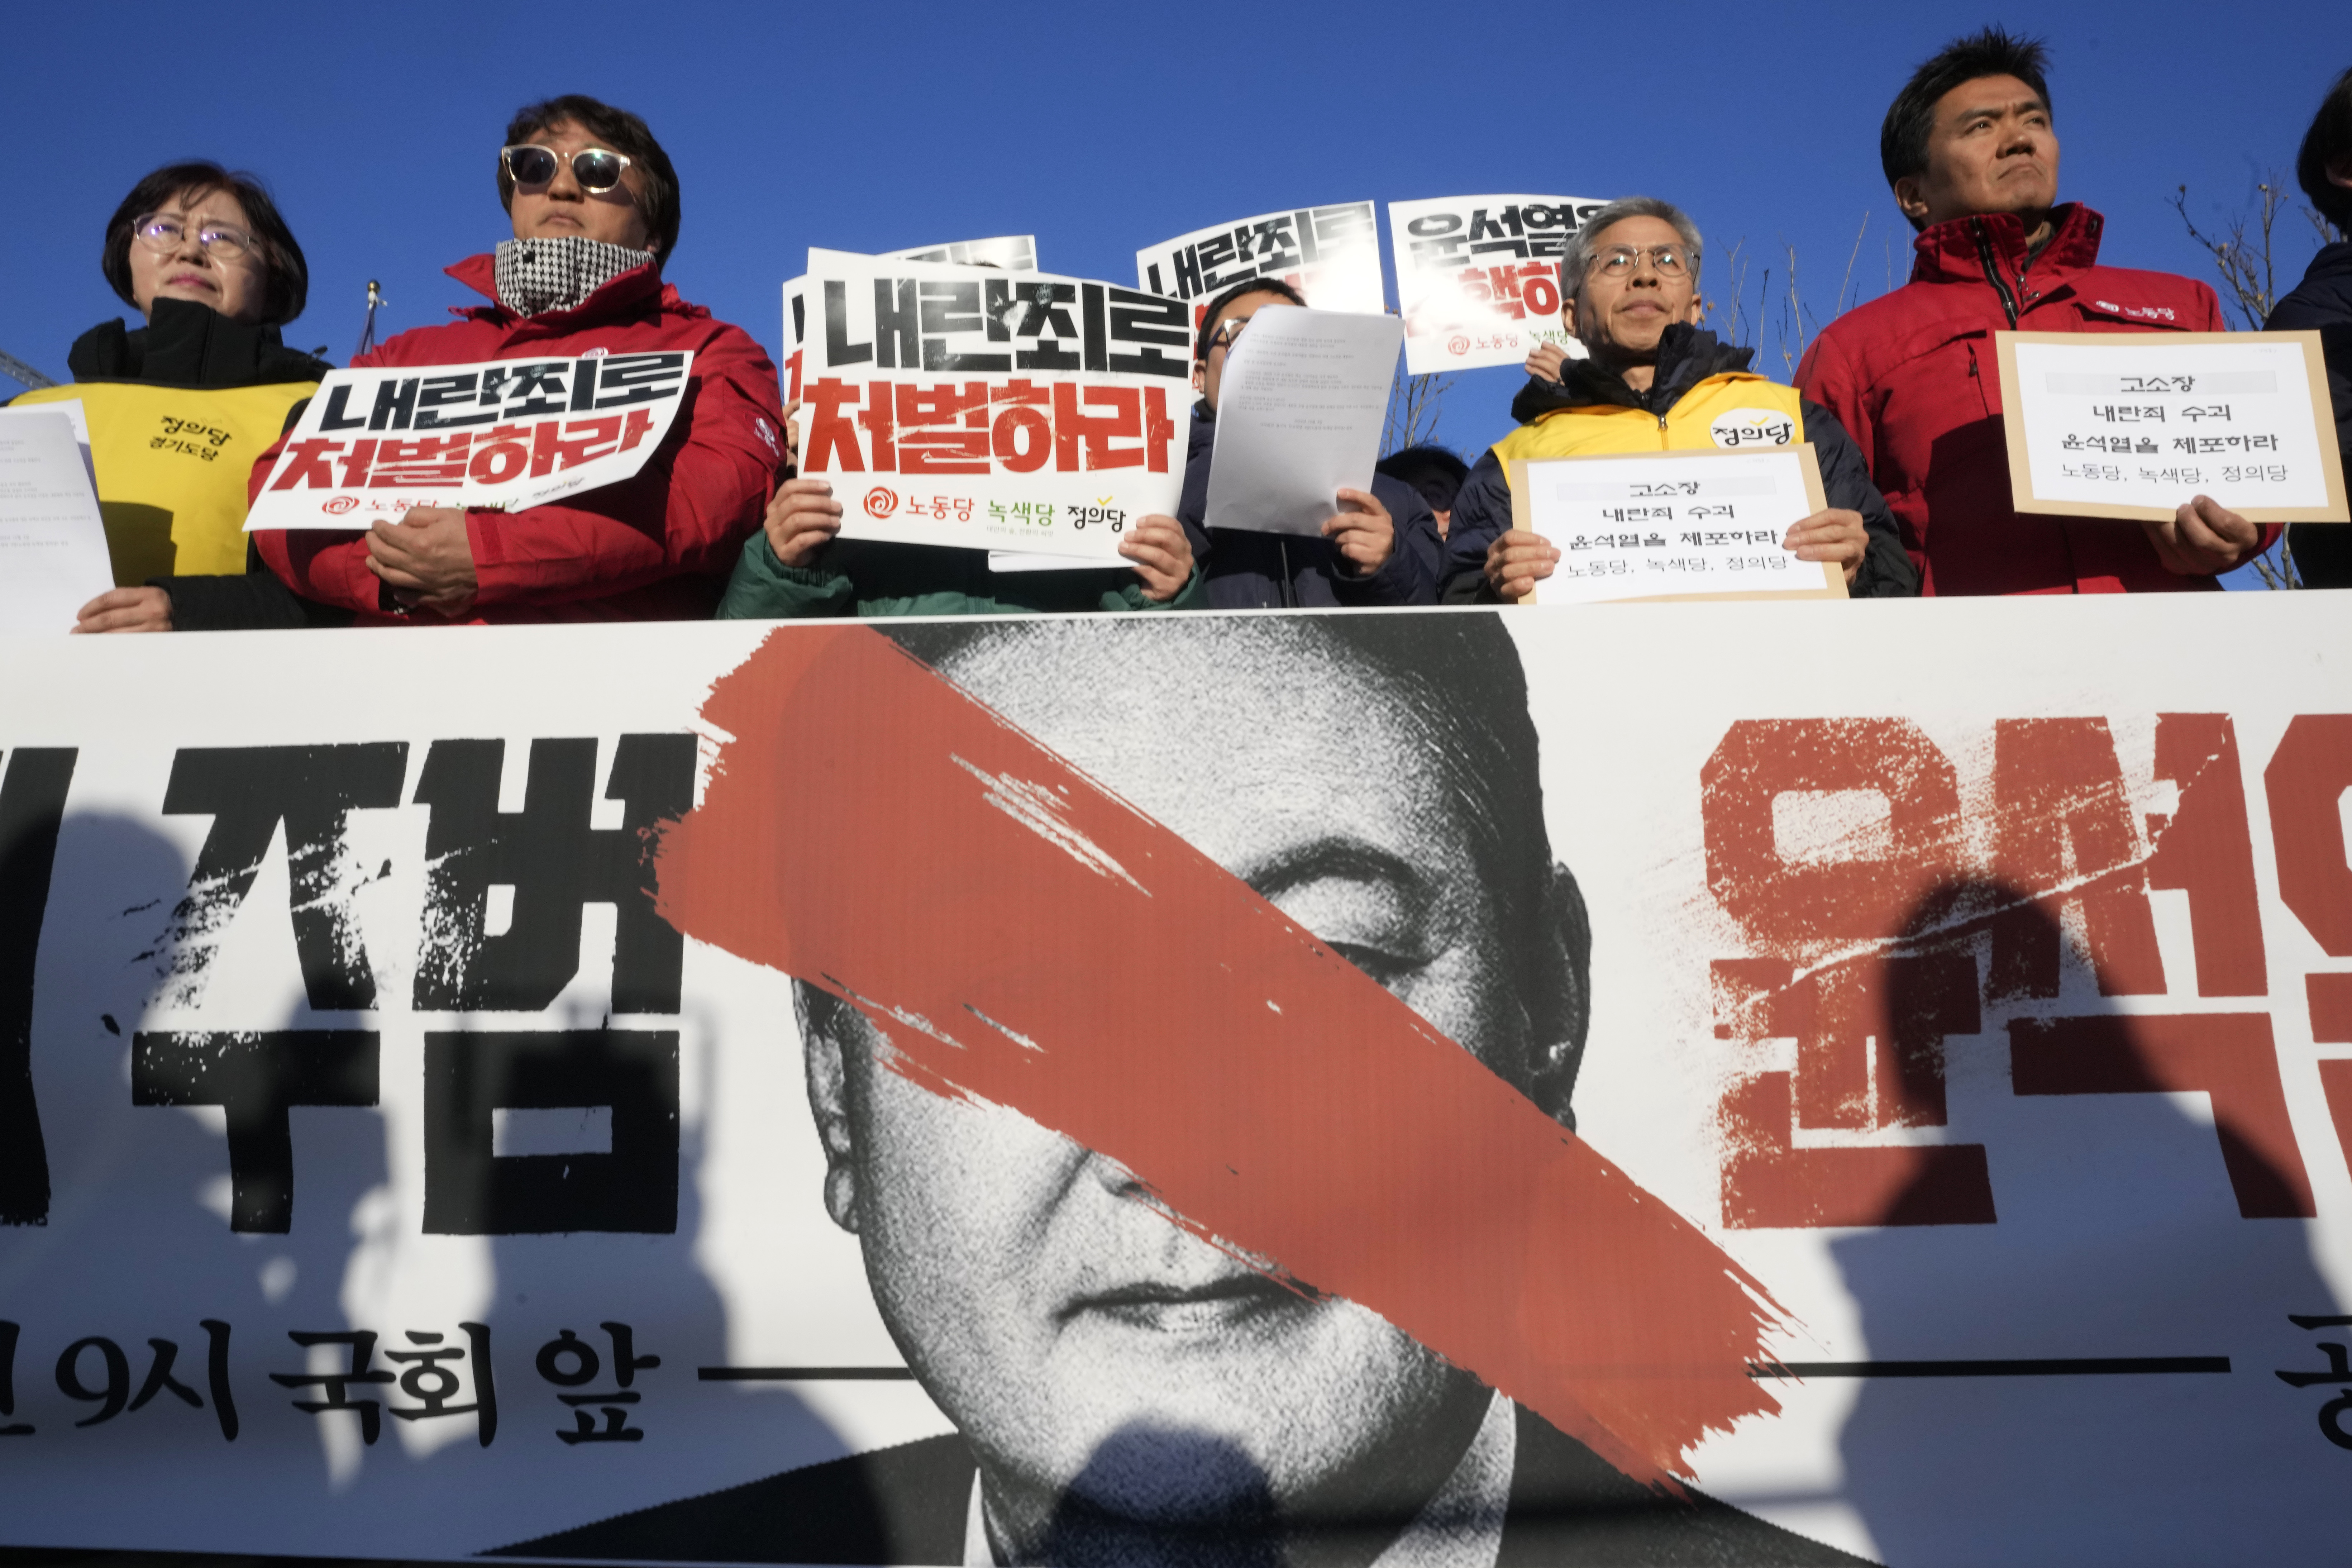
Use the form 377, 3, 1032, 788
0, 406, 111, 632
879, 236, 1039, 271
781, 277, 806, 403
244, 353, 694, 530
1135, 202, 1385, 325
1996, 330, 2350, 523
4, 598, 2352, 1568
1512, 446, 1845, 603
800, 248, 1188, 561
1388, 194, 1608, 373
1203, 305, 1402, 535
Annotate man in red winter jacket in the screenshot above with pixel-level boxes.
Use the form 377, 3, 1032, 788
1796, 28, 2271, 595
251, 94, 784, 623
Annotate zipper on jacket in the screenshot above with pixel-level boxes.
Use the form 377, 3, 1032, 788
1970, 219, 2022, 329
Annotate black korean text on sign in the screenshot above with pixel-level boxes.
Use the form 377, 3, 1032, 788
132, 1031, 381, 1233
272, 1325, 495, 1447
1143, 204, 1377, 301
2277, 1314, 2352, 1450
422, 1029, 679, 1234
1402, 201, 1603, 271
535, 1322, 660, 1444
411, 735, 695, 1013
0, 748, 76, 1228
1, 1320, 32, 1435
53, 1321, 237, 1440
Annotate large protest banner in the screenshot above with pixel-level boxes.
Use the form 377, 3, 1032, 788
1135, 202, 1385, 324
3, 597, 2352, 1567
245, 355, 693, 529
1388, 194, 1608, 373
796, 249, 1189, 560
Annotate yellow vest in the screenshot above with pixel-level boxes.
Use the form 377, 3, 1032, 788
1490, 371, 1803, 473
12, 378, 318, 584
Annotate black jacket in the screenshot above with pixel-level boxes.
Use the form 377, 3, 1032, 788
2266, 240, 2352, 589
493, 1402, 1871, 1566
1178, 405, 1444, 608
65, 299, 346, 630
1440, 327, 1919, 601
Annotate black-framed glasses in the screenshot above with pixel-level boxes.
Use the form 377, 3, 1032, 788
1590, 244, 1695, 278
1203, 314, 1253, 353
132, 212, 258, 262
500, 144, 634, 193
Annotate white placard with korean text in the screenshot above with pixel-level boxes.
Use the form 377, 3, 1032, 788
881, 236, 1039, 271
801, 249, 1188, 561
782, 277, 807, 404
1388, 194, 1608, 373
1136, 202, 1385, 327
244, 352, 694, 530
1996, 331, 2350, 523
1513, 445, 1844, 603
0, 406, 113, 632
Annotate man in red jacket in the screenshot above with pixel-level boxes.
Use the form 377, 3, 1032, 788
1796, 28, 2270, 595
252, 94, 783, 623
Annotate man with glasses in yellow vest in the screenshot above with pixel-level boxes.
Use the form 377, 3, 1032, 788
1441, 197, 1918, 601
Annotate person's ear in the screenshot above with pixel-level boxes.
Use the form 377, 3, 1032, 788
1191, 360, 1205, 396
2330, 156, 2352, 192
1522, 863, 1592, 1131
1893, 174, 1933, 227
1683, 293, 1708, 327
794, 982, 863, 1233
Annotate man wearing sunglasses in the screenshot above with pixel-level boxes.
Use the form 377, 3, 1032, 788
250, 94, 784, 623
1441, 197, 1917, 602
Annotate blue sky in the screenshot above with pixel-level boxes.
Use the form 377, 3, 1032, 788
5, 0, 2338, 584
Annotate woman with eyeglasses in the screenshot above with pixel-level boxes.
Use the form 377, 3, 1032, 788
248, 94, 784, 625
11, 161, 343, 632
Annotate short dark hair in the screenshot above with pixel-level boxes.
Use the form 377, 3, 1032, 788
1375, 445, 1471, 514
498, 95, 682, 260
1194, 275, 1308, 362
2298, 66, 2352, 232
870, 613, 1592, 1121
102, 162, 309, 326
1881, 26, 2053, 217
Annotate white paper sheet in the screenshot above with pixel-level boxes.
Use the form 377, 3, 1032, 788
2005, 334, 2341, 516
0, 408, 114, 633
1203, 306, 1402, 537
1522, 447, 1832, 604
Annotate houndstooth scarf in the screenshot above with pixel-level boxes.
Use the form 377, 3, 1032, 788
492, 235, 656, 318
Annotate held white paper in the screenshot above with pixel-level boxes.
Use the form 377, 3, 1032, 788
1204, 306, 1402, 537
245, 351, 693, 530
0, 408, 114, 633
2003, 334, 2343, 517
1523, 447, 1830, 604
881, 236, 1039, 271
1388, 194, 1606, 374
800, 248, 1188, 562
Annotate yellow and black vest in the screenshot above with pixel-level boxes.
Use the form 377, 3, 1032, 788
1490, 371, 1803, 474
11, 378, 318, 584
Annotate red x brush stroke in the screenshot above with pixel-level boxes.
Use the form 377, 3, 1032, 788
655, 624, 1790, 1491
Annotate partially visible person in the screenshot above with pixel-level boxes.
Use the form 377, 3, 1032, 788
1375, 444, 1470, 540
2268, 64, 2352, 588
1796, 27, 2273, 595
1444, 197, 1917, 602
1180, 277, 1442, 608
249, 95, 783, 624
10, 162, 341, 632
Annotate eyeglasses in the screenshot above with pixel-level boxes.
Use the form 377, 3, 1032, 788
1202, 314, 1253, 354
131, 213, 258, 262
1590, 244, 1695, 278
501, 144, 634, 193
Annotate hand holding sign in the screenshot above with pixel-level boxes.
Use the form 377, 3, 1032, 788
1322, 486, 1396, 575
367, 505, 479, 617
1781, 508, 1872, 584
2141, 494, 2262, 575
765, 478, 844, 568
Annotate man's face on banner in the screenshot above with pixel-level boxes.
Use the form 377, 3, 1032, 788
802, 622, 1542, 1540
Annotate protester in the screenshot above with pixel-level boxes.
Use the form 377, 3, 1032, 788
10, 162, 340, 632
2267, 65, 2352, 589
248, 95, 783, 623
1180, 277, 1442, 608
1375, 443, 1470, 539
1444, 197, 1918, 602
1797, 27, 2272, 594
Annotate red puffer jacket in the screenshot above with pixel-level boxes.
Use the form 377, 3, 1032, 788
252, 254, 784, 623
1796, 204, 2273, 595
